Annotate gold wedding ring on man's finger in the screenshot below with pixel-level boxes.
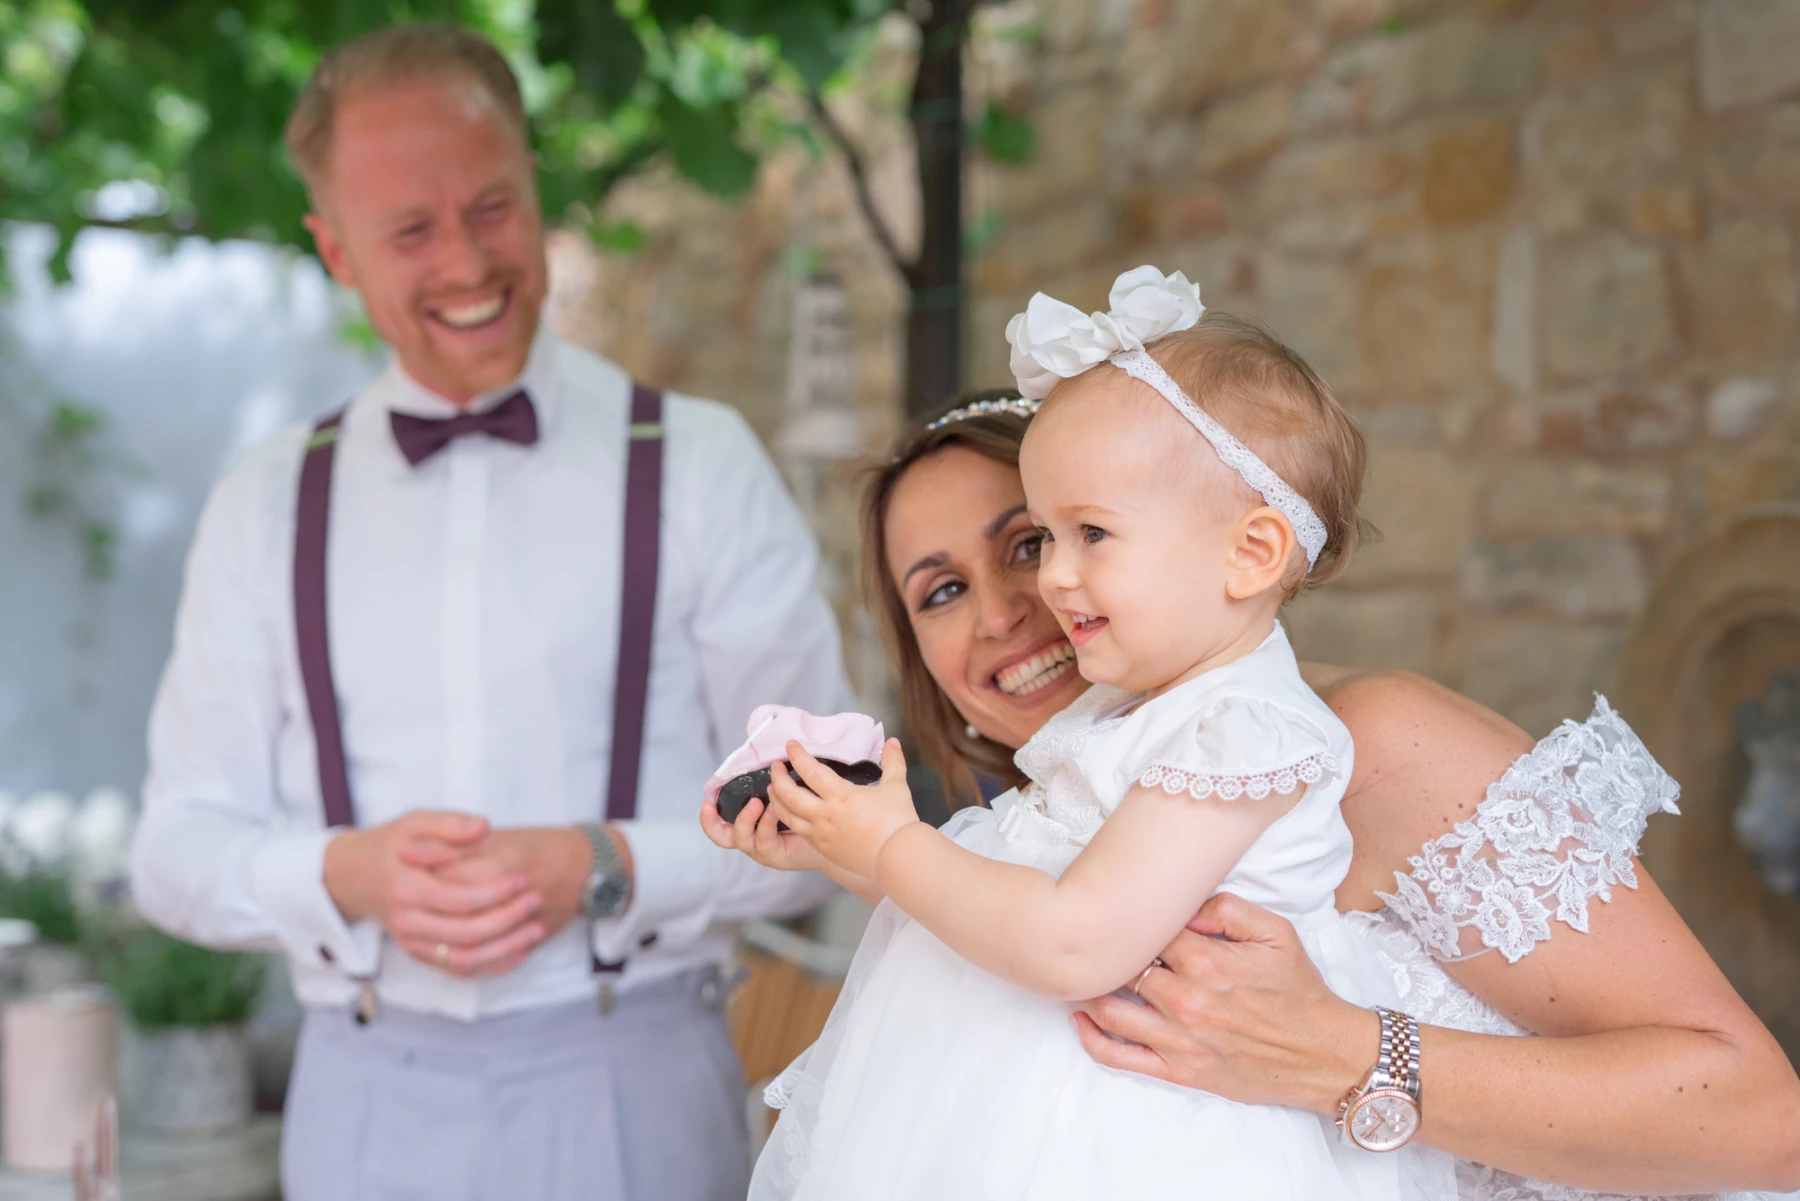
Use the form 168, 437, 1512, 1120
1131, 958, 1166, 997
435, 942, 450, 967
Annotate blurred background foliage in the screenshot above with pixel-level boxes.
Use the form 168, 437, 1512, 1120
0, 0, 1029, 413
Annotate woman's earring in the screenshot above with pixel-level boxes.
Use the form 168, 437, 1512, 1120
965, 723, 981, 740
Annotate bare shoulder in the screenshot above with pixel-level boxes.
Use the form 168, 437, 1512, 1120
1308, 668, 1539, 909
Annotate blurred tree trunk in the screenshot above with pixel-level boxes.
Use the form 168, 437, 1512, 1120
904, 0, 967, 420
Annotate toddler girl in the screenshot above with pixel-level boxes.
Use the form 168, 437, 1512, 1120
738, 267, 1453, 1200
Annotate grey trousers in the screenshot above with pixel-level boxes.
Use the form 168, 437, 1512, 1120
281, 968, 751, 1201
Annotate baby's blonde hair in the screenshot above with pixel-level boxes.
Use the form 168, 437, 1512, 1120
1048, 311, 1367, 597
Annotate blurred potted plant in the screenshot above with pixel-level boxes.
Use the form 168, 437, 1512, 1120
103, 927, 266, 1134
0, 786, 136, 992
0, 790, 87, 992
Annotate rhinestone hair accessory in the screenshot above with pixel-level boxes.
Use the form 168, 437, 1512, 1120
1004, 265, 1329, 568
923, 396, 1042, 431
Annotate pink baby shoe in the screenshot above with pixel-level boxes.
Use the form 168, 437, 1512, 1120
704, 705, 886, 821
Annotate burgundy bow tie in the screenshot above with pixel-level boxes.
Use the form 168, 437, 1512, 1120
389, 389, 539, 467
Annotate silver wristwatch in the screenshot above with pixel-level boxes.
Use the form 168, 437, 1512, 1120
1336, 1006, 1422, 1152
578, 822, 632, 919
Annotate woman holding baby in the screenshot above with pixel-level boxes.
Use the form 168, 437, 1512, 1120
703, 267, 1800, 1200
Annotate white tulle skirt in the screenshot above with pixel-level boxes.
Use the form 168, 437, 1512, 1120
750, 805, 1457, 1201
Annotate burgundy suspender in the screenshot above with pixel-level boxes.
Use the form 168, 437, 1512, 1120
295, 414, 355, 830
293, 386, 665, 980
605, 383, 665, 824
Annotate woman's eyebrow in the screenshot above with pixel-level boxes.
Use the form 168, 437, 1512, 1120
983, 505, 1029, 541
901, 551, 949, 586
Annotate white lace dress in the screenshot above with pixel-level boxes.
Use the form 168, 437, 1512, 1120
752, 625, 1457, 1201
1346, 696, 1768, 1201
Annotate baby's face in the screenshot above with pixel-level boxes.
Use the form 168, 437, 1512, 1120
1019, 375, 1247, 695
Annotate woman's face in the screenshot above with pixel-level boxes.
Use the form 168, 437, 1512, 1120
884, 445, 1087, 751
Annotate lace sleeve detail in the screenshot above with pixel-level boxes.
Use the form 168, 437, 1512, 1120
1378, 696, 1681, 964
1138, 752, 1340, 801
1127, 692, 1343, 803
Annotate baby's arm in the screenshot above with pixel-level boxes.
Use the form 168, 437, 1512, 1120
878, 786, 1295, 999
769, 740, 1298, 1000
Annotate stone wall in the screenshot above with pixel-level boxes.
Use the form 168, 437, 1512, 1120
552, 0, 1800, 738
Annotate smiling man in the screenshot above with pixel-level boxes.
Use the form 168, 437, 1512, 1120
130, 24, 851, 1201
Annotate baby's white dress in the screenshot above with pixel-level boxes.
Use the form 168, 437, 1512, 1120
752, 624, 1456, 1201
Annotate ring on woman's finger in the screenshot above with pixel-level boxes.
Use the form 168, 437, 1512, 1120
1130, 957, 1166, 996
435, 941, 450, 967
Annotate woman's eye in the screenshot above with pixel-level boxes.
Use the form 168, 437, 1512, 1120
1081, 525, 1108, 545
919, 578, 967, 611
1008, 533, 1044, 568
1036, 526, 1055, 545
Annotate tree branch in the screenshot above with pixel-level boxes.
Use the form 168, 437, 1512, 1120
806, 90, 919, 288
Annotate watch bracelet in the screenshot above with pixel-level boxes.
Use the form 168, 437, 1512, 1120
580, 821, 630, 916
1374, 1006, 1422, 1099
1339, 1006, 1423, 1131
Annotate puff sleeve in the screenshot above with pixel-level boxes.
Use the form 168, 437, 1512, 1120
1077, 692, 1346, 813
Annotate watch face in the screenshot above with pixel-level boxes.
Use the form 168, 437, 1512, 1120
591, 873, 631, 917
1347, 1090, 1419, 1152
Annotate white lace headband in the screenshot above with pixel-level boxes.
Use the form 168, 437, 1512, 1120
1004, 265, 1329, 567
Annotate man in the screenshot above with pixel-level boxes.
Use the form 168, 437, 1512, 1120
130, 23, 848, 1201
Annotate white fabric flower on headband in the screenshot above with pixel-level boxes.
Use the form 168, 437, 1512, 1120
1005, 266, 1204, 400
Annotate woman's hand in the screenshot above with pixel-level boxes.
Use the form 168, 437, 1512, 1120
700, 794, 828, 873
768, 738, 920, 880
1073, 892, 1377, 1115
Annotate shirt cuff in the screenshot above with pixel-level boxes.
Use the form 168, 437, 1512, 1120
590, 819, 724, 962
249, 829, 381, 977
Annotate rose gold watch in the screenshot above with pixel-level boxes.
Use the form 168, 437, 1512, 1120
1336, 1006, 1422, 1152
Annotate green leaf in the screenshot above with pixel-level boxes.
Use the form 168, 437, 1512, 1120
656, 94, 757, 198
974, 102, 1034, 165
757, 6, 846, 91
589, 218, 644, 253
537, 0, 646, 111
48, 401, 106, 441
964, 208, 1000, 255
48, 227, 79, 285
24, 483, 70, 518
81, 520, 116, 582
338, 313, 382, 354
645, 0, 867, 90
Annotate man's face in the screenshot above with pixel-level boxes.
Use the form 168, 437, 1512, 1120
304, 76, 547, 405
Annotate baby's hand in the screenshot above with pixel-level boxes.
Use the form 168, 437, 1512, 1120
768, 738, 919, 880
700, 795, 827, 874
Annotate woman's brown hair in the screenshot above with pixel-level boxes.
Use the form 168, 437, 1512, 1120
861, 390, 1034, 809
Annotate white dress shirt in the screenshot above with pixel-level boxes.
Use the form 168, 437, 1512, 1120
133, 329, 850, 1021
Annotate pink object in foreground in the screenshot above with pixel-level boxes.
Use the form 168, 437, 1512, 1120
704, 705, 886, 804
3, 987, 116, 1173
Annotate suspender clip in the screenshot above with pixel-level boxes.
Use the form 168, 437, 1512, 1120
354, 981, 380, 1026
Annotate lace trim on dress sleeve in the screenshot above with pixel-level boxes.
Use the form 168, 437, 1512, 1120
1377, 696, 1681, 964
1137, 751, 1342, 802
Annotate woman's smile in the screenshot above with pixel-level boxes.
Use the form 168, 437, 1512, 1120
993, 638, 1078, 696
